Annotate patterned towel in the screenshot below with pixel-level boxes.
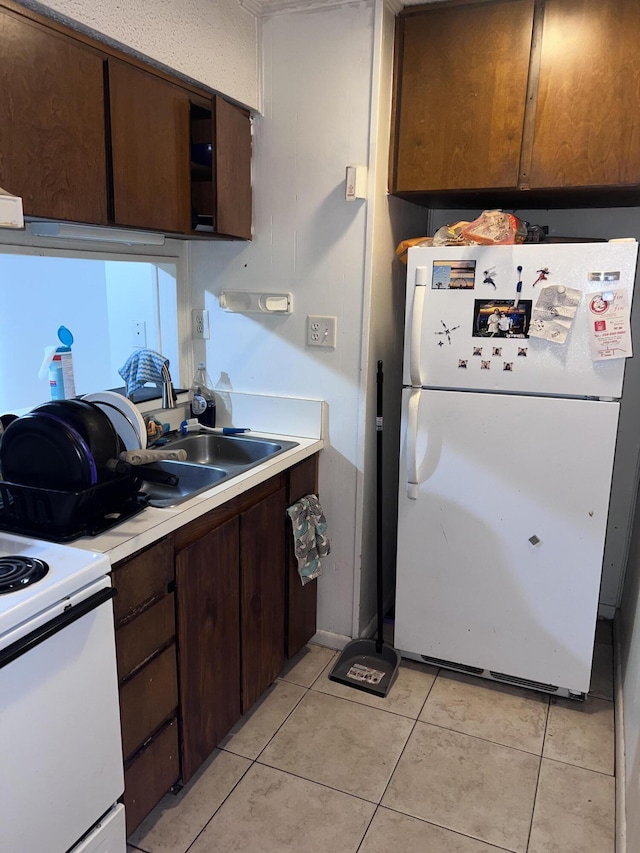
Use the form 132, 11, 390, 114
287, 494, 330, 585
119, 349, 169, 395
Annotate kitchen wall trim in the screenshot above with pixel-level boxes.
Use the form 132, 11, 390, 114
243, 0, 405, 17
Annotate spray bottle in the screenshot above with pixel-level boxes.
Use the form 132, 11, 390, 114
38, 326, 76, 400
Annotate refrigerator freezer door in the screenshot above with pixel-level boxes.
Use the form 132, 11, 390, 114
394, 388, 619, 693
403, 242, 638, 398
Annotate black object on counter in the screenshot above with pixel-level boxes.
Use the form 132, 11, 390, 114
0, 412, 98, 490
0, 477, 148, 542
32, 399, 120, 477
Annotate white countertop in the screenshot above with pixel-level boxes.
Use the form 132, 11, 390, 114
69, 427, 323, 565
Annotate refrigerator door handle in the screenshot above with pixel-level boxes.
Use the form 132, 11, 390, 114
409, 266, 428, 387
406, 387, 421, 499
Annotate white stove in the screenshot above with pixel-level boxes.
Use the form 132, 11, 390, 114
0, 531, 110, 641
0, 532, 126, 853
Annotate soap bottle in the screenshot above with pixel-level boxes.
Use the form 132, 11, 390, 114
190, 362, 216, 427
39, 326, 76, 400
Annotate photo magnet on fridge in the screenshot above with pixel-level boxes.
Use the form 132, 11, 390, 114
432, 260, 476, 289
473, 299, 532, 338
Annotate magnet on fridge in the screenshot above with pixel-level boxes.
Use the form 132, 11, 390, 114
483, 268, 497, 289
514, 266, 523, 308
517, 347, 528, 357
492, 346, 502, 356
458, 359, 468, 369
503, 362, 514, 371
533, 268, 550, 287
434, 320, 460, 344
473, 346, 482, 356
481, 360, 491, 370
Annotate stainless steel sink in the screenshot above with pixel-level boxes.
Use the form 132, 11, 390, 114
141, 433, 299, 507
139, 460, 228, 508
165, 433, 299, 467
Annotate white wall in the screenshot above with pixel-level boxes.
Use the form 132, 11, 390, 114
16, 0, 259, 109
191, 2, 376, 638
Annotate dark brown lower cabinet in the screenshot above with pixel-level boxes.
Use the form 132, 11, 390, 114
286, 455, 319, 658
240, 487, 286, 712
112, 538, 179, 837
176, 516, 241, 783
113, 455, 319, 831
123, 718, 179, 837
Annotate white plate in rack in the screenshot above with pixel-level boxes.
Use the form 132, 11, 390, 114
83, 391, 147, 450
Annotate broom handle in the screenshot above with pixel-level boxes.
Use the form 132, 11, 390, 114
376, 360, 384, 654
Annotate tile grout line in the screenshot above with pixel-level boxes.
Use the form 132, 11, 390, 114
524, 696, 551, 852
539, 753, 616, 778
180, 757, 255, 853
353, 804, 379, 853
372, 804, 521, 853
178, 669, 325, 853
252, 757, 389, 807
372, 666, 441, 811
414, 716, 550, 760
219, 676, 310, 763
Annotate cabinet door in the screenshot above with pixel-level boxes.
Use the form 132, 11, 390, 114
240, 486, 286, 712
108, 59, 191, 232
529, 0, 640, 189
189, 96, 252, 239
392, 1, 534, 192
215, 96, 252, 239
0, 8, 108, 223
176, 516, 241, 783
286, 455, 319, 659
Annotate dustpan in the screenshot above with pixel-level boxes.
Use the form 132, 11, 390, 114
328, 361, 401, 697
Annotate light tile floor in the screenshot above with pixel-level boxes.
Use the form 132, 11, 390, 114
128, 625, 615, 853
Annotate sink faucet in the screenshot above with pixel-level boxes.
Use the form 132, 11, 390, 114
161, 363, 176, 409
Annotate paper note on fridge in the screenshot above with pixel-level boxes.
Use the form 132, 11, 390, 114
528, 284, 582, 345
0, 186, 24, 229
588, 288, 633, 360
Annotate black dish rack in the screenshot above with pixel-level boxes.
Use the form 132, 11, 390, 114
0, 476, 148, 542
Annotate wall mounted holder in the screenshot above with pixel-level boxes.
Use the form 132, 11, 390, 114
219, 290, 293, 314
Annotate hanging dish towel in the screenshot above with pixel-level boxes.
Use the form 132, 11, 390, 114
287, 494, 330, 585
119, 349, 169, 396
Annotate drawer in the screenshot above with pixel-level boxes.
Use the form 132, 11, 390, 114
124, 718, 179, 837
112, 537, 174, 625
119, 644, 178, 761
116, 593, 175, 682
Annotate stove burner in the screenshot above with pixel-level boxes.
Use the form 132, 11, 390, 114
0, 556, 49, 594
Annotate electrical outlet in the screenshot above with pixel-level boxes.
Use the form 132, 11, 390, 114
132, 320, 146, 348
307, 315, 337, 348
192, 308, 210, 340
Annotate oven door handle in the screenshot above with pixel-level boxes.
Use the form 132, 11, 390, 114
0, 586, 116, 670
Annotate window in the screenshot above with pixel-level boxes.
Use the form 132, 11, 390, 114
0, 231, 191, 414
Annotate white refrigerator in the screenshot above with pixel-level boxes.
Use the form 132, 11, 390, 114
394, 240, 638, 697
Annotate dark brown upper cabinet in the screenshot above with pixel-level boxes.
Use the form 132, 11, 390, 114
0, 6, 108, 224
391, 0, 640, 207
190, 96, 252, 240
528, 0, 640, 191
108, 59, 192, 234
0, 0, 252, 238
391, 0, 534, 195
